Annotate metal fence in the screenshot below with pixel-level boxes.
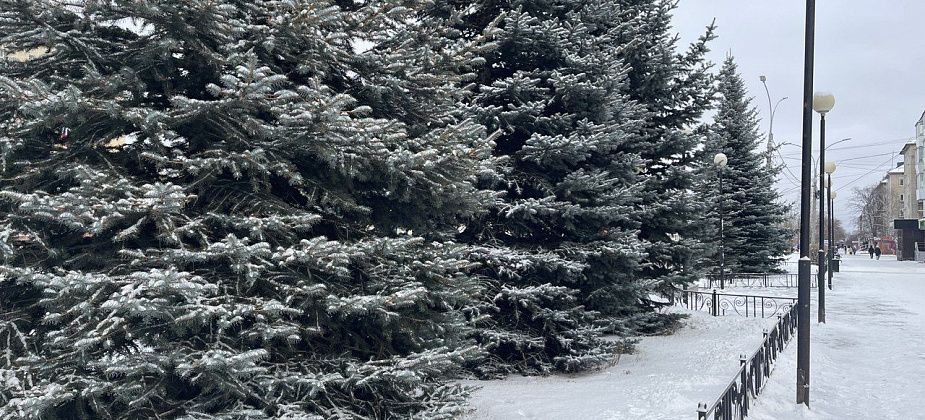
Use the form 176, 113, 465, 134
703, 273, 818, 289
696, 304, 799, 420
676, 289, 797, 319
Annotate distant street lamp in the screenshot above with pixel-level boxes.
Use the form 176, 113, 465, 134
777, 137, 849, 176
714, 152, 728, 290
813, 91, 834, 324
825, 137, 852, 150
760, 76, 788, 169
823, 161, 835, 293
829, 188, 837, 290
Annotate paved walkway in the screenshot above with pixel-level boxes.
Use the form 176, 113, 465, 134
750, 254, 925, 419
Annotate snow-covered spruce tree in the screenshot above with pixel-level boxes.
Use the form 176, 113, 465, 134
0, 1, 495, 418
427, 1, 648, 375
609, 1, 717, 331
698, 57, 791, 274
687, 123, 727, 277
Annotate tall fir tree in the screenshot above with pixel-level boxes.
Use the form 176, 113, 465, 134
610, 0, 717, 323
427, 0, 655, 375
0, 1, 495, 418
699, 56, 792, 274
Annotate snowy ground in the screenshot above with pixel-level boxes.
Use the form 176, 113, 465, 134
465, 253, 925, 419
464, 309, 776, 419
749, 254, 925, 419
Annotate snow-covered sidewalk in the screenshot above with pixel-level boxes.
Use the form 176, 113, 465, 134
749, 254, 925, 419
464, 310, 775, 419
464, 254, 925, 419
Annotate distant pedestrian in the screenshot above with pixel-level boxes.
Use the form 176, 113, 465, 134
875, 245, 882, 260
868, 244, 875, 259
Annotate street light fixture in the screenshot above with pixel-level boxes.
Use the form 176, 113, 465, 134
825, 137, 851, 150
761, 75, 788, 168
714, 152, 728, 290
813, 92, 835, 114
826, 168, 837, 291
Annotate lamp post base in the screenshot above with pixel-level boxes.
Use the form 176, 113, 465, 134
797, 257, 812, 406
817, 249, 826, 323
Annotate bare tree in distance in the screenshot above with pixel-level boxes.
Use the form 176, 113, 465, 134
850, 182, 889, 242
833, 218, 848, 244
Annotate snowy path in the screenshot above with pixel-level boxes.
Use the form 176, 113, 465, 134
464, 310, 776, 419
464, 254, 925, 419
749, 254, 925, 419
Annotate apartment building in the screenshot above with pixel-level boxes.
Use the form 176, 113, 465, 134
916, 112, 925, 218
887, 164, 905, 220
893, 112, 925, 260
899, 142, 919, 219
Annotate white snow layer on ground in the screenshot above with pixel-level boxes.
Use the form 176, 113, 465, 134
465, 253, 925, 419
464, 311, 776, 419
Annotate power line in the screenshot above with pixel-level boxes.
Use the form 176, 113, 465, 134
826, 137, 912, 152
774, 141, 904, 193
834, 155, 898, 193
780, 158, 898, 171
837, 162, 898, 170
834, 152, 896, 163
833, 173, 872, 179
774, 147, 802, 186
780, 184, 802, 195
778, 152, 897, 168
778, 137, 912, 156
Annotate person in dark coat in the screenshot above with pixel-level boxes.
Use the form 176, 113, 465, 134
874, 244, 882, 260
868, 244, 875, 259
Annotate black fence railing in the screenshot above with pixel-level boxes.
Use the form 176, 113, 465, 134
675, 289, 797, 319
703, 273, 818, 289
696, 304, 799, 420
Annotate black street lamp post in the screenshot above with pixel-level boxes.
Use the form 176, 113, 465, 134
796, 0, 817, 407
812, 91, 834, 325
828, 185, 836, 289
715, 153, 728, 290
830, 190, 836, 280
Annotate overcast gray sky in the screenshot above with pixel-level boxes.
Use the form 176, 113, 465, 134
672, 1, 925, 229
